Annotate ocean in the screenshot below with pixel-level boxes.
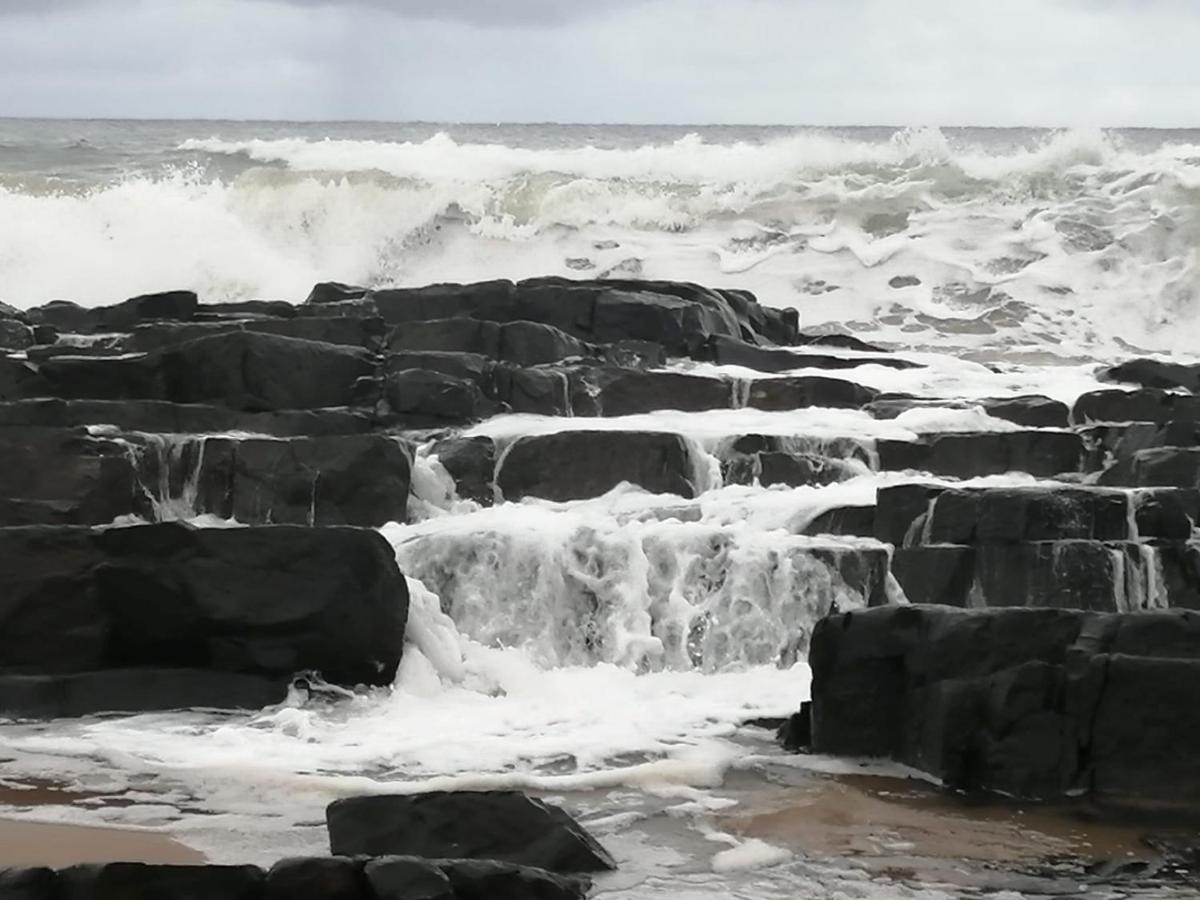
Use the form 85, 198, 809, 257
1, 121, 1196, 899
3, 120, 1200, 361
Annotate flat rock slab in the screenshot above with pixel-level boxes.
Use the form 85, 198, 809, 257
326, 791, 616, 874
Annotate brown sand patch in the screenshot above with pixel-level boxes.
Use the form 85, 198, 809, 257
0, 819, 205, 867
722, 773, 1152, 864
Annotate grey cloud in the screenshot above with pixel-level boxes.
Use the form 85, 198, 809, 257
264, 0, 654, 27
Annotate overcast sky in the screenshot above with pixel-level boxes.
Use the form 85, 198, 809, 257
1, 0, 1197, 125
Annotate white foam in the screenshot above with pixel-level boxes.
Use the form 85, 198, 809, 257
710, 838, 793, 873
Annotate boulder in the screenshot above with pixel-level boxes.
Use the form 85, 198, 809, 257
124, 316, 386, 352
0, 319, 34, 351
195, 299, 297, 320
265, 857, 365, 900
0, 523, 408, 688
431, 436, 496, 505
493, 366, 571, 416
306, 281, 369, 304
1099, 447, 1200, 489
326, 791, 616, 874
1099, 358, 1200, 393
384, 369, 504, 425
362, 857, 452, 900
57, 863, 263, 900
370, 280, 518, 325
798, 505, 876, 538
979, 395, 1071, 428
496, 431, 695, 501
388, 319, 591, 367
27, 291, 199, 335
809, 605, 1200, 809
0, 357, 49, 402
724, 451, 858, 488
747, 376, 878, 410
1073, 388, 1200, 424
0, 867, 57, 900
437, 859, 589, 900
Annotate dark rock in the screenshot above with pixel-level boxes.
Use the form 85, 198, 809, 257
0, 668, 285, 718
725, 452, 858, 488
1099, 447, 1200, 488
307, 282, 369, 304
388, 318, 501, 357
31, 325, 58, 345
36, 332, 378, 411
891, 546, 976, 606
364, 857, 452, 900
876, 431, 1083, 478
571, 368, 732, 416
889, 275, 921, 288
493, 365, 571, 416
799, 505, 875, 537
125, 317, 385, 352
916, 486, 1133, 544
197, 300, 297, 320
0, 399, 375, 437
439, 858, 589, 900
796, 333, 886, 353
1100, 358, 1200, 393
980, 395, 1070, 428
431, 436, 496, 505
57, 863, 263, 900
499, 321, 592, 366
809, 605, 1200, 807
370, 281, 517, 326
778, 702, 812, 751
326, 791, 616, 873
266, 857, 365, 900
591, 288, 738, 355
0, 428, 148, 525
0, 357, 49, 402
0, 867, 58, 900
23, 300, 95, 333
0, 319, 34, 351
1073, 389, 1200, 424
700, 334, 917, 373
385, 351, 494, 387
747, 376, 879, 410
384, 369, 504, 425
497, 431, 695, 501
0, 300, 28, 323
0, 523, 408, 687
874, 482, 944, 545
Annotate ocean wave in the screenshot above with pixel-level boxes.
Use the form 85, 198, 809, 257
1, 127, 1199, 359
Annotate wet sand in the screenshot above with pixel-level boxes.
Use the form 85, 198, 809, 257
0, 782, 204, 868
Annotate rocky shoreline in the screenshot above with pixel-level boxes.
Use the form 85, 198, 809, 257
2, 277, 1199, 896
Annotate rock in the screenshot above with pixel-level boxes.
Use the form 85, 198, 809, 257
876, 431, 1083, 478
370, 280, 518, 325
0, 399, 375, 437
266, 857, 365, 900
979, 396, 1071, 428
0, 428, 148, 525
326, 791, 616, 873
384, 369, 505, 425
493, 366, 571, 416
0, 523, 408, 688
438, 859, 589, 900
431, 436, 496, 505
196, 300, 297, 320
1073, 388, 1200, 424
889, 275, 921, 288
57, 863, 264, 900
306, 281, 369, 304
873, 482, 943, 544
700, 334, 917, 373
36, 332, 378, 411
125, 316, 386, 352
0, 867, 58, 900
778, 703, 812, 751
0, 668, 285, 718
186, 434, 412, 526
1100, 358, 1200, 393
0, 357, 48, 402
0, 319, 34, 351
747, 376, 879, 410
796, 332, 886, 352
724, 452, 858, 488
0, 300, 28, 323
388, 319, 591, 367
28, 291, 199, 335
1099, 447, 1200, 488
890, 546, 976, 605
809, 605, 1200, 807
496, 431, 696, 501
591, 288, 738, 355
363, 857, 452, 900
570, 367, 733, 416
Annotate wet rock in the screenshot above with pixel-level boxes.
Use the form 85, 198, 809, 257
0, 867, 58, 900
890, 546, 976, 606
778, 703, 812, 751
799, 504, 876, 537
796, 332, 886, 353
876, 431, 1083, 479
0, 428, 148, 525
35, 331, 378, 411
725, 451, 858, 488
0, 523, 408, 689
570, 367, 733, 416
370, 280, 518, 326
306, 281, 369, 304
493, 365, 571, 416
125, 316, 386, 352
0, 357, 49, 402
700, 334, 917, 373
363, 857, 452, 900
439, 859, 589, 900
564, 257, 594, 271
432, 436, 496, 505
497, 431, 695, 501
1073, 388, 1200, 424
384, 369, 504, 425
1100, 358, 1200, 393
0, 668, 285, 719
810, 605, 1200, 807
327, 791, 616, 874
0, 399, 375, 437
57, 863, 264, 900
266, 856, 366, 900
27, 291, 199, 335
1099, 447, 1200, 488
196, 299, 297, 320
747, 376, 879, 410
889, 275, 921, 288
980, 395, 1071, 428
